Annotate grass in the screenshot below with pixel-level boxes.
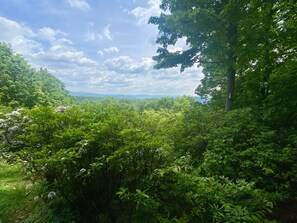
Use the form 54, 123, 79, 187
0, 160, 77, 223
0, 160, 35, 223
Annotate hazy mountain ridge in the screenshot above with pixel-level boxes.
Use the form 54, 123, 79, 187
70, 91, 204, 101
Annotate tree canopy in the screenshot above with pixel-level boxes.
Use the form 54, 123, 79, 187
149, 0, 297, 112
0, 42, 71, 108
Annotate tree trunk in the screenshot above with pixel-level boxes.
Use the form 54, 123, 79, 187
225, 65, 236, 111
225, 22, 237, 112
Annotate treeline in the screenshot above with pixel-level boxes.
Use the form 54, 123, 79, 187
0, 42, 71, 108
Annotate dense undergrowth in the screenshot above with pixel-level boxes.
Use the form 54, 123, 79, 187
1, 98, 296, 222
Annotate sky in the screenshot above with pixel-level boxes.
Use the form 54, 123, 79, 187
0, 0, 203, 96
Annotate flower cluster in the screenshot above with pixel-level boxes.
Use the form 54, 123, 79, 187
47, 191, 56, 200
0, 108, 30, 159
54, 106, 71, 113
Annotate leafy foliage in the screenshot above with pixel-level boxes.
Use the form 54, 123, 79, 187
0, 103, 170, 222
150, 0, 297, 113
0, 1, 296, 222
2, 99, 292, 222
0, 42, 71, 108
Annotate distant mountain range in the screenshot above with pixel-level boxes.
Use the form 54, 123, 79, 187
70, 91, 205, 102
70, 91, 170, 99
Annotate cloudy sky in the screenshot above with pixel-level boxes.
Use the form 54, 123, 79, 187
0, 0, 203, 95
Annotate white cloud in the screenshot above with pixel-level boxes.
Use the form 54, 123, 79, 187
0, 16, 96, 71
0, 16, 41, 55
103, 25, 112, 40
104, 56, 153, 74
53, 51, 198, 95
38, 45, 97, 66
97, 50, 104, 56
85, 23, 103, 41
85, 31, 103, 41
65, 0, 91, 12
97, 46, 119, 56
104, 46, 119, 54
38, 27, 58, 41
0, 16, 202, 96
38, 27, 67, 43
130, 0, 162, 25
0, 17, 34, 39
85, 23, 112, 41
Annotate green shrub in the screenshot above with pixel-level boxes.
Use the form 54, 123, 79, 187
1, 103, 293, 222
0, 104, 171, 222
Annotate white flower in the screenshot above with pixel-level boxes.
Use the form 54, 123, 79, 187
48, 191, 56, 199
22, 116, 30, 122
8, 126, 18, 132
0, 119, 5, 124
10, 111, 21, 117
80, 168, 86, 173
34, 196, 39, 202
54, 106, 71, 113
26, 184, 33, 190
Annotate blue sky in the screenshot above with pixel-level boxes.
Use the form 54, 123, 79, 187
0, 0, 203, 95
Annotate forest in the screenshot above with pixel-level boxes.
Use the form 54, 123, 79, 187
0, 0, 297, 222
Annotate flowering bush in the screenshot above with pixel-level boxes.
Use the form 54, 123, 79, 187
1, 103, 286, 222
1, 104, 171, 222
0, 108, 31, 162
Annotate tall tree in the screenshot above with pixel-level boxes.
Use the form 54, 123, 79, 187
263, 0, 297, 127
149, 0, 246, 111
232, 0, 297, 128
150, 0, 296, 113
